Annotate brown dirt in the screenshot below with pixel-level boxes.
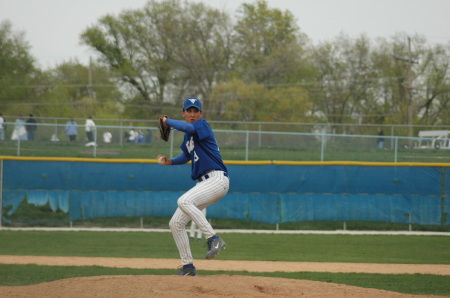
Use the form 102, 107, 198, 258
0, 255, 448, 298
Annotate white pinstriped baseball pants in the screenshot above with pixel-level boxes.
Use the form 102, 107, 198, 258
169, 170, 229, 265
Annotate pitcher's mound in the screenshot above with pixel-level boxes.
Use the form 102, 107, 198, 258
0, 275, 435, 297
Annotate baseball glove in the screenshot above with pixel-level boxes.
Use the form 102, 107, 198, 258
158, 115, 170, 142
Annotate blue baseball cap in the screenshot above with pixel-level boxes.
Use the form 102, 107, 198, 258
183, 97, 202, 111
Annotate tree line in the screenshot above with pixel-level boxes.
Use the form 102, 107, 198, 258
1, 0, 449, 134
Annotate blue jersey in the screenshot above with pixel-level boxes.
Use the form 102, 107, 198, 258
178, 119, 227, 180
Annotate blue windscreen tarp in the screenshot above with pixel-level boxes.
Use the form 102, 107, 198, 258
2, 160, 448, 225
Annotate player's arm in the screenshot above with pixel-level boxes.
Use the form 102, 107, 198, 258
171, 152, 190, 165
156, 152, 189, 165
166, 118, 195, 134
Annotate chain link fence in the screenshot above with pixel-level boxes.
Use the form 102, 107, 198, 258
0, 117, 449, 162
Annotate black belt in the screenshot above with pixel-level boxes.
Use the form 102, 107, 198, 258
198, 171, 228, 182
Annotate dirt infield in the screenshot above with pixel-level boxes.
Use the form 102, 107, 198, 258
0, 275, 445, 298
0, 255, 449, 297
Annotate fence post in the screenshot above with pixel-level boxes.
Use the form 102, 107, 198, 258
17, 138, 20, 156
120, 120, 124, 146
320, 134, 325, 161
394, 137, 398, 163
54, 119, 58, 138
258, 123, 262, 148
245, 131, 249, 161
391, 125, 395, 149
93, 130, 97, 158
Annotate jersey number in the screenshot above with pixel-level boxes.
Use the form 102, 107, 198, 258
186, 136, 199, 162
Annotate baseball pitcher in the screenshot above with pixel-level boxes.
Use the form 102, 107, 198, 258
157, 97, 229, 276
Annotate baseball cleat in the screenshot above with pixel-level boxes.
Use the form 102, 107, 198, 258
205, 236, 226, 259
177, 264, 197, 276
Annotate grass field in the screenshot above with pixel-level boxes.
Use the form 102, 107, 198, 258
2, 133, 450, 295
1, 139, 450, 162
0, 230, 449, 296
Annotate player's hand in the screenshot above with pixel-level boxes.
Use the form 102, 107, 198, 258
157, 155, 172, 165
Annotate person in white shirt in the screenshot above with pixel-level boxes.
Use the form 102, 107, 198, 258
11, 116, 27, 141
85, 116, 96, 146
128, 128, 138, 143
103, 131, 112, 143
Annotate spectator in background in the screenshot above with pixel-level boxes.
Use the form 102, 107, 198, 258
137, 130, 144, 143
377, 127, 385, 149
65, 118, 78, 141
11, 115, 27, 141
0, 113, 5, 141
26, 114, 37, 141
103, 131, 112, 143
128, 128, 138, 143
85, 116, 96, 146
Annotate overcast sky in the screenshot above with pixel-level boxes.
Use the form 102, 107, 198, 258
1, 0, 449, 69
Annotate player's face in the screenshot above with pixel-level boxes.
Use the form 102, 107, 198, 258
182, 108, 202, 123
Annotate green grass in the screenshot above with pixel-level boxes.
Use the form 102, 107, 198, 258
268, 272, 450, 297
0, 140, 164, 159
0, 230, 449, 296
1, 231, 448, 264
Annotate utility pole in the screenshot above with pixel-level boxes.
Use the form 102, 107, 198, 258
395, 37, 416, 140
89, 56, 93, 99
406, 37, 414, 140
